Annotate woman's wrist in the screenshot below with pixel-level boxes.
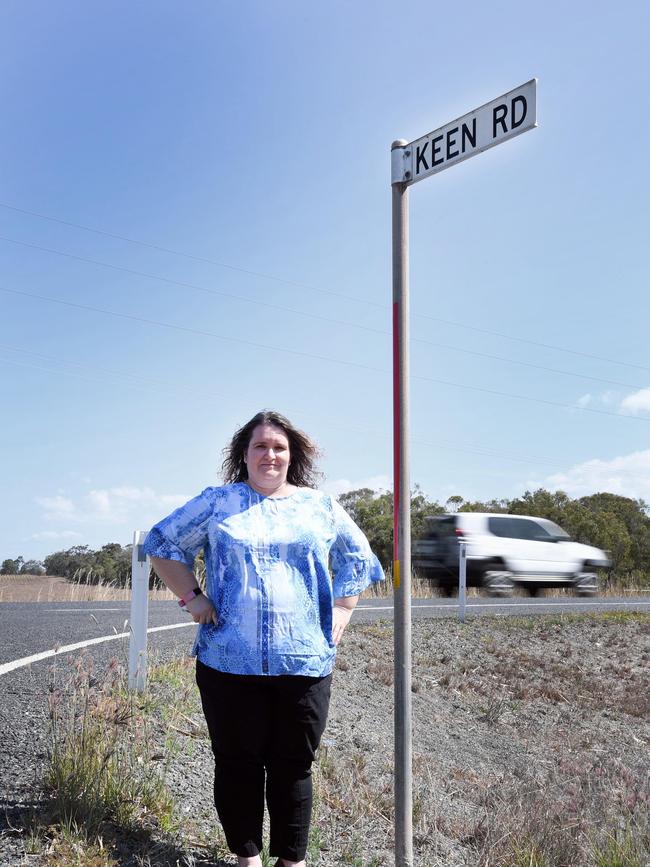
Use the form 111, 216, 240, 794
178, 587, 203, 608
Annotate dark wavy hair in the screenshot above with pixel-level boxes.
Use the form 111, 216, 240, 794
221, 410, 321, 488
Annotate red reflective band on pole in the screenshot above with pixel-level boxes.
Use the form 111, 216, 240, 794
392, 300, 400, 588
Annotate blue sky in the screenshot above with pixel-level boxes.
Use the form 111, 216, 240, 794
1, 0, 649, 563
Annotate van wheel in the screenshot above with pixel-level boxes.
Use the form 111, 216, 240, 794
526, 586, 541, 597
483, 571, 515, 598
575, 572, 598, 596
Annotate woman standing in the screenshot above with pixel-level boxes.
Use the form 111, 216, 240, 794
144, 410, 384, 867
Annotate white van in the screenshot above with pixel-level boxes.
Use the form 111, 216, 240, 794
412, 513, 611, 596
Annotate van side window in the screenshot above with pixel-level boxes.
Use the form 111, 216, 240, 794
488, 517, 516, 538
516, 519, 553, 541
488, 517, 553, 541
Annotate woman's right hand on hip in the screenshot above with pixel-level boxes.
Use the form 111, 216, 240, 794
185, 594, 218, 625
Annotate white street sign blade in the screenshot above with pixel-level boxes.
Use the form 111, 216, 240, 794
392, 79, 537, 185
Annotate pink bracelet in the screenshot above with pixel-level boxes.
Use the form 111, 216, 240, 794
178, 587, 202, 608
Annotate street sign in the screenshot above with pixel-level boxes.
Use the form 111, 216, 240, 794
390, 78, 537, 867
392, 79, 537, 185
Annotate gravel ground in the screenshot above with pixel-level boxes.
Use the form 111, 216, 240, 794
1, 610, 649, 866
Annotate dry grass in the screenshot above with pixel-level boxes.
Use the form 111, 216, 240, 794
17, 614, 650, 866
466, 756, 650, 867
45, 653, 176, 836
25, 653, 193, 866
5, 577, 649, 865
0, 573, 176, 603
373, 570, 647, 599
327, 612, 650, 866
1, 570, 645, 604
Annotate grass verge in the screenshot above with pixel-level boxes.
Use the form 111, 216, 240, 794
27, 652, 196, 866
14, 612, 650, 866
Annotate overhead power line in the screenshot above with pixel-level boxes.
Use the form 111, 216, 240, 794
415, 312, 650, 375
0, 202, 379, 307
2, 283, 648, 425
0, 353, 559, 469
1, 202, 649, 374
0, 343, 198, 394
0, 284, 385, 375
0, 233, 645, 392
0, 356, 179, 399
2, 345, 647, 478
0, 344, 569, 469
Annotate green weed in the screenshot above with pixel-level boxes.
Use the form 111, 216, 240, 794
593, 829, 647, 867
42, 653, 176, 858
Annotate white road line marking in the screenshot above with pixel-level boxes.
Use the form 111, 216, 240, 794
0, 621, 195, 677
357, 601, 650, 611
41, 608, 126, 612
3, 601, 647, 677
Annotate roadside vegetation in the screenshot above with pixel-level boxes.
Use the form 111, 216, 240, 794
339, 487, 650, 591
14, 612, 649, 866
4, 487, 650, 592
23, 653, 219, 866
0, 572, 176, 603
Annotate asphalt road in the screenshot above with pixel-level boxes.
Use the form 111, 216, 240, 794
2, 595, 649, 674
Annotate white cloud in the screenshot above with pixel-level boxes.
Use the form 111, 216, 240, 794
574, 388, 650, 418
541, 449, 650, 500
620, 387, 650, 416
35, 487, 190, 526
576, 391, 617, 409
323, 474, 392, 497
30, 530, 83, 541
35, 495, 76, 520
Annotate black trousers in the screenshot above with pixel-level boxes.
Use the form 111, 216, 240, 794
196, 660, 332, 861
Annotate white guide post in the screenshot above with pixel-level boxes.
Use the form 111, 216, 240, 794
128, 530, 150, 691
458, 541, 467, 623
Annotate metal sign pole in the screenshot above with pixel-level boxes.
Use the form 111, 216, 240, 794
389, 79, 536, 865
391, 138, 413, 867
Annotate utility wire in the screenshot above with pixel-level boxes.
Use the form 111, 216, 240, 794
0, 344, 196, 392
0, 284, 385, 376
2, 283, 648, 425
0, 345, 565, 467
415, 312, 650, 375
0, 350, 564, 469
0, 233, 645, 392
1, 202, 648, 373
2, 351, 645, 478
0, 356, 178, 398
0, 202, 380, 307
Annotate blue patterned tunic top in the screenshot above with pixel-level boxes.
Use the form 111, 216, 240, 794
143, 483, 384, 677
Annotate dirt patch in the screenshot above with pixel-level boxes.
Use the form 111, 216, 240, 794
320, 612, 650, 866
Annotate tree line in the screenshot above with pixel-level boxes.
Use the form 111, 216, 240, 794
3, 488, 649, 587
338, 487, 650, 586
1, 543, 133, 585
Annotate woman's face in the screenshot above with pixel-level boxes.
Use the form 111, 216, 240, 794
244, 423, 291, 490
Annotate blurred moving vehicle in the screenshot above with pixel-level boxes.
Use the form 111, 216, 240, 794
412, 513, 611, 597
